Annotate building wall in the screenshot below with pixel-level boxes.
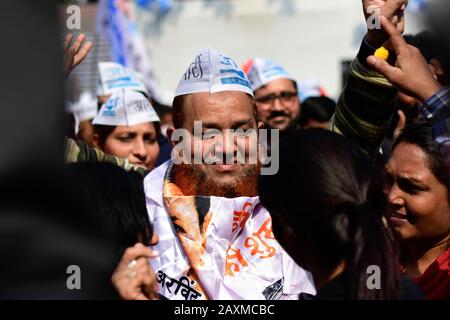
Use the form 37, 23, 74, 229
135, 0, 427, 100
62, 0, 428, 101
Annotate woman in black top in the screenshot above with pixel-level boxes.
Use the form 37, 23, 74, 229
258, 130, 422, 299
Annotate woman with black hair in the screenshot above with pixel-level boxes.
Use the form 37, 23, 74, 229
258, 130, 421, 299
67, 162, 155, 248
386, 122, 450, 299
67, 162, 160, 300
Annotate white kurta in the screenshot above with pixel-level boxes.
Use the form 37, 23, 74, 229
144, 161, 316, 300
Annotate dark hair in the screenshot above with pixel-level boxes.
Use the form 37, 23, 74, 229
404, 31, 439, 63
0, 167, 120, 298
93, 121, 162, 149
151, 98, 172, 117
427, 0, 450, 74
172, 95, 187, 129
92, 124, 115, 149
298, 96, 336, 126
66, 162, 153, 251
258, 130, 400, 299
393, 121, 450, 191
172, 93, 259, 129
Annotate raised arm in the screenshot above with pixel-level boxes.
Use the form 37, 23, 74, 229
328, 0, 408, 158
64, 137, 147, 175
63, 33, 93, 78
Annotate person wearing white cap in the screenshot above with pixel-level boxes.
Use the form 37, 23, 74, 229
96, 61, 149, 106
68, 91, 98, 145
243, 58, 301, 131
111, 47, 315, 300
92, 89, 161, 171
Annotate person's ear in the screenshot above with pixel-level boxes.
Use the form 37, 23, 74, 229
92, 133, 101, 149
167, 127, 176, 147
258, 121, 264, 129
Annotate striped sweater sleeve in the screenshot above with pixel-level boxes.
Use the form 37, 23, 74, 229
328, 36, 398, 159
64, 137, 147, 175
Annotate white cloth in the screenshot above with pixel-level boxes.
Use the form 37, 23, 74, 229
93, 89, 159, 126
175, 48, 254, 97
297, 78, 328, 103
96, 0, 168, 103
97, 61, 148, 96
144, 161, 316, 300
69, 91, 98, 124
243, 57, 296, 92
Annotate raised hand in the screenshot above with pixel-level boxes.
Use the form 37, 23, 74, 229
367, 16, 442, 102
362, 0, 408, 47
111, 243, 160, 300
63, 33, 93, 78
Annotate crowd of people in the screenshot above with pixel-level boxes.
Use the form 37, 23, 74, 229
3, 0, 449, 300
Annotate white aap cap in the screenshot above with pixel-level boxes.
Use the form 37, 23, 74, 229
69, 91, 98, 123
242, 57, 296, 92
175, 47, 253, 97
97, 62, 148, 96
297, 78, 328, 103
92, 89, 160, 126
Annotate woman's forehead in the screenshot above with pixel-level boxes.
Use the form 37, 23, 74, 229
387, 143, 430, 174
112, 123, 156, 133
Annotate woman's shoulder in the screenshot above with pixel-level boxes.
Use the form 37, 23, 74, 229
435, 246, 450, 267
415, 246, 450, 300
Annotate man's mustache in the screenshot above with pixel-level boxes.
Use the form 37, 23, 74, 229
268, 111, 290, 120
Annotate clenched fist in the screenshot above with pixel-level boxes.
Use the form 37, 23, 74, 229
362, 0, 408, 47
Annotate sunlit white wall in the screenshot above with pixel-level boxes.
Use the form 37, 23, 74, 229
135, 0, 427, 101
